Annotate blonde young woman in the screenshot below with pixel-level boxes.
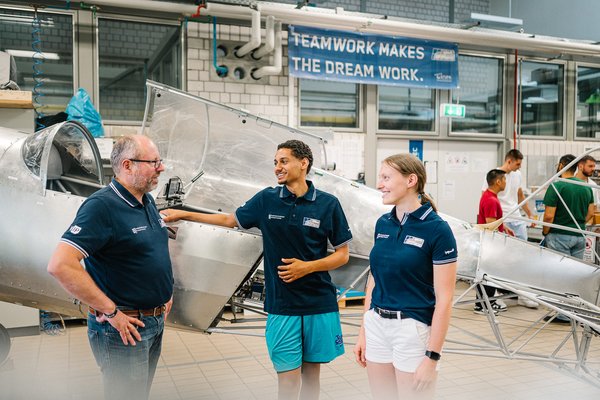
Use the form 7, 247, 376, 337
354, 154, 457, 400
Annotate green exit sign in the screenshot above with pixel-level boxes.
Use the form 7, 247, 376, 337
441, 103, 466, 118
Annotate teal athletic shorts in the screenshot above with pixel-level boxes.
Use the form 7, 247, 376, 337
265, 312, 345, 373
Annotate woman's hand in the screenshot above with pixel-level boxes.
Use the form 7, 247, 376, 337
413, 357, 437, 391
353, 327, 367, 368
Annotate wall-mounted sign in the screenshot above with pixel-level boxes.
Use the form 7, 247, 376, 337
288, 25, 458, 89
409, 140, 423, 161
440, 103, 466, 118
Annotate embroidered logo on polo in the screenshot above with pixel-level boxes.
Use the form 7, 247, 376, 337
69, 225, 81, 234
444, 248, 455, 255
303, 217, 321, 228
376, 233, 389, 239
268, 214, 285, 220
404, 235, 425, 248
132, 226, 148, 234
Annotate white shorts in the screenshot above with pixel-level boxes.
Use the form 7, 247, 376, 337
363, 308, 434, 372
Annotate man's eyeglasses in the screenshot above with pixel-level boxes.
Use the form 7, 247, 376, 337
130, 159, 163, 169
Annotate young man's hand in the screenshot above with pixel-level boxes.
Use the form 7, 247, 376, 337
277, 258, 313, 283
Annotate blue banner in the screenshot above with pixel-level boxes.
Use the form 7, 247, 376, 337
288, 25, 459, 89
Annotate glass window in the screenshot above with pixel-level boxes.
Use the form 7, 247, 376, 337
378, 86, 435, 131
576, 66, 600, 139
98, 18, 181, 122
0, 8, 73, 117
300, 79, 358, 128
519, 61, 564, 137
451, 55, 503, 134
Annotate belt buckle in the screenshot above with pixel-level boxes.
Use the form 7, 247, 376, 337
154, 305, 165, 317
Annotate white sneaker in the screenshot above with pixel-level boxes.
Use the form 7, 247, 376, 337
502, 297, 518, 306
495, 299, 508, 311
518, 297, 539, 309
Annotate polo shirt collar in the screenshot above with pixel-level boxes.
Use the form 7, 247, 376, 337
388, 202, 434, 225
279, 180, 317, 202
109, 178, 147, 208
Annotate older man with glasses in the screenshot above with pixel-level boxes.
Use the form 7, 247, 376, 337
48, 135, 173, 400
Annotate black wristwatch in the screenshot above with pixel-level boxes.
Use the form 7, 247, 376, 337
425, 350, 441, 361
104, 308, 118, 319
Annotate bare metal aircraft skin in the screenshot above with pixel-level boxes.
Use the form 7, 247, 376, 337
0, 121, 263, 336
0, 81, 598, 383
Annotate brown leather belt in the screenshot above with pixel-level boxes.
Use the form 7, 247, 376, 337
88, 305, 165, 318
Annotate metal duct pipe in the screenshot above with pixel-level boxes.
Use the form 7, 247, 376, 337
72, 0, 200, 15
79, 1, 600, 59
201, 2, 600, 59
251, 21, 282, 79
252, 15, 275, 60
234, 8, 261, 58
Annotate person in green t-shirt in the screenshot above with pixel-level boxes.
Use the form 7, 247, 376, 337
542, 154, 594, 259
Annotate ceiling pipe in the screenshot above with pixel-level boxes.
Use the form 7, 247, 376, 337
252, 21, 282, 79
76, 1, 600, 59
252, 15, 275, 60
200, 2, 600, 59
234, 8, 261, 58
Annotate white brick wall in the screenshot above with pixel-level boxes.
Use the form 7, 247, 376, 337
186, 21, 290, 124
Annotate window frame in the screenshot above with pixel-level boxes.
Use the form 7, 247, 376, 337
448, 51, 506, 138
297, 77, 364, 133
516, 56, 567, 140
94, 13, 184, 125
574, 61, 600, 141
375, 85, 439, 136
0, 4, 77, 112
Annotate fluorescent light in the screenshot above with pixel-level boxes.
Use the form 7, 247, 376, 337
5, 49, 60, 60
0, 13, 54, 27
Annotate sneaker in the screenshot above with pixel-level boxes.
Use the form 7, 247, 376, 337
503, 297, 518, 306
518, 297, 539, 309
492, 300, 508, 312
473, 305, 498, 315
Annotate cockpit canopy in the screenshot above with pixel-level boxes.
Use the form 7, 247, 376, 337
21, 121, 104, 196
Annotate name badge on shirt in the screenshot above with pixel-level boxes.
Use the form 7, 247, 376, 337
303, 217, 321, 229
404, 235, 424, 248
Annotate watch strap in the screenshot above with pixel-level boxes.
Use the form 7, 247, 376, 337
104, 308, 118, 319
425, 350, 441, 361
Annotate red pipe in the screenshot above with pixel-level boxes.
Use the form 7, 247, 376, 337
513, 49, 519, 149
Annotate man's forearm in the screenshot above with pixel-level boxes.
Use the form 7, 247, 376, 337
306, 245, 350, 273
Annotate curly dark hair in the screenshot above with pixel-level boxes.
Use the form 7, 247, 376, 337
277, 140, 314, 174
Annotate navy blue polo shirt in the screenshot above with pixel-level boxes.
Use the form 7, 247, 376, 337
61, 179, 173, 309
369, 203, 457, 326
235, 181, 352, 316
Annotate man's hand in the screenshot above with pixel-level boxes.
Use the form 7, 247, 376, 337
277, 258, 312, 283
165, 296, 173, 319
160, 209, 185, 223
97, 311, 145, 346
528, 214, 537, 228
505, 226, 515, 237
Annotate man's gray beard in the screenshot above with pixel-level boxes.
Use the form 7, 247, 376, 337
132, 176, 157, 194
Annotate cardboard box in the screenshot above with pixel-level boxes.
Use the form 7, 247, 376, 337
594, 213, 600, 225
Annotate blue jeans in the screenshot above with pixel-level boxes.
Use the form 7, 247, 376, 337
505, 220, 527, 241
87, 313, 164, 400
544, 232, 585, 259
